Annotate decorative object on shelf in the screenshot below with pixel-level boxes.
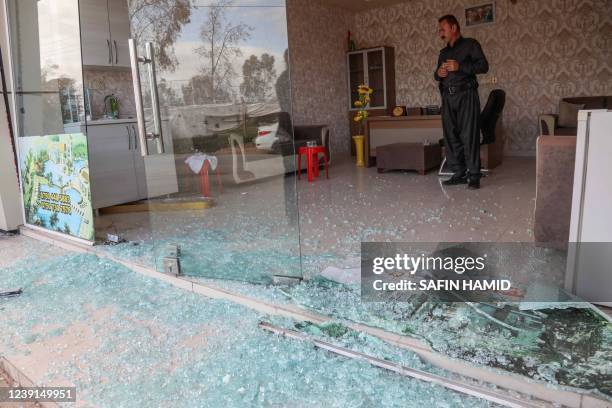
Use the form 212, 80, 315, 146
352, 85, 372, 167
406, 107, 423, 116
347, 31, 356, 51
103, 94, 120, 119
392, 106, 406, 117
465, 2, 495, 27
425, 105, 441, 115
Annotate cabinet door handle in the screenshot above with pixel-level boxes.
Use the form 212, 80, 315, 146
114, 40, 118, 64
126, 126, 132, 150
107, 39, 112, 64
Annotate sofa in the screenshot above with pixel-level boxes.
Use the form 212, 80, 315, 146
539, 96, 611, 136
534, 135, 577, 249
227, 124, 330, 184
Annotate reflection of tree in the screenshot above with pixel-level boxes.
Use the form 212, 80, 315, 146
63, 222, 71, 235
157, 78, 182, 106
41, 63, 81, 123
275, 50, 291, 114
181, 74, 232, 105
240, 54, 276, 103
128, 0, 192, 72
196, 0, 252, 103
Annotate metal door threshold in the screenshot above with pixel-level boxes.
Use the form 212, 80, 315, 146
259, 322, 547, 408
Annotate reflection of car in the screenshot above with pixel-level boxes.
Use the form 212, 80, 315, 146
255, 123, 279, 151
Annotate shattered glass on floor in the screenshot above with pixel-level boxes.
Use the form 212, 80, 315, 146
95, 156, 537, 284
196, 275, 612, 400
1, 245, 498, 407
89, 156, 610, 400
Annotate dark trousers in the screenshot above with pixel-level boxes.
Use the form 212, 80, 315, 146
441, 88, 481, 178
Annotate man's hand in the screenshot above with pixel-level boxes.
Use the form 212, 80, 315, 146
444, 59, 459, 72
437, 65, 448, 78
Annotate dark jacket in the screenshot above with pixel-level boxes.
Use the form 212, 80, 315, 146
434, 36, 489, 88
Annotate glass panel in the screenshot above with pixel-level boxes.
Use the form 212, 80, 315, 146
93, 0, 302, 283
8, 0, 95, 241
348, 52, 364, 109
367, 49, 385, 107
8, 0, 85, 134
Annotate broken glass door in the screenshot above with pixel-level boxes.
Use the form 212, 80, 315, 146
122, 0, 302, 282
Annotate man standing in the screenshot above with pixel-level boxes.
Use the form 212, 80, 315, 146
435, 14, 489, 189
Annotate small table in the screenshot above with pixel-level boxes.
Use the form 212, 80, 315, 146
297, 146, 329, 182
185, 154, 223, 197
376, 142, 441, 175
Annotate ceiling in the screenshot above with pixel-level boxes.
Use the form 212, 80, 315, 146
319, 0, 410, 12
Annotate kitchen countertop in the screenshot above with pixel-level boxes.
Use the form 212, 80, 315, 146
65, 118, 137, 126
64, 117, 169, 127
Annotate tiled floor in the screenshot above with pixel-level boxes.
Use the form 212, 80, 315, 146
94, 154, 537, 279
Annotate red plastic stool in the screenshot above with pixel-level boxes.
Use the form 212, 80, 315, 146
297, 146, 329, 182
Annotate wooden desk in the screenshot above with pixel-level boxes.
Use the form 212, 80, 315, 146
364, 115, 505, 169
365, 115, 443, 167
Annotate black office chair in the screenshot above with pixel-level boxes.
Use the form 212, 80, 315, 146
439, 89, 506, 176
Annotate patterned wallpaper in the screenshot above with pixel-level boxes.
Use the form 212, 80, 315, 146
351, 0, 612, 155
286, 0, 354, 154
83, 68, 136, 119
287, 0, 611, 156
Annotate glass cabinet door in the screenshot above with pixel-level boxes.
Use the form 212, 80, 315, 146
366, 49, 385, 108
348, 52, 365, 109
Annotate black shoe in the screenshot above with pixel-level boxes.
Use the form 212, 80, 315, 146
467, 178, 480, 190
442, 174, 467, 186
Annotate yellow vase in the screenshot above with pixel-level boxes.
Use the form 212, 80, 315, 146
352, 135, 365, 167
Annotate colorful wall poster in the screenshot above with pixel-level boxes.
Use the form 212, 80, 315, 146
18, 133, 94, 241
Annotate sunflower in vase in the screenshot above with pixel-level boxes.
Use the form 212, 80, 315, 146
353, 85, 374, 135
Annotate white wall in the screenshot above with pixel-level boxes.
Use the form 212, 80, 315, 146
0, 0, 23, 231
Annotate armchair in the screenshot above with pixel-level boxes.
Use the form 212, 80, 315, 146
539, 96, 611, 136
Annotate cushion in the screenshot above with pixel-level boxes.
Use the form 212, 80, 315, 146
558, 101, 584, 128
563, 96, 606, 110
554, 127, 578, 136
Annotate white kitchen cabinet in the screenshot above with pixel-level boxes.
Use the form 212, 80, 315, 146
79, 0, 112, 67
65, 120, 178, 209
80, 0, 131, 68
130, 120, 178, 201
108, 0, 131, 67
86, 122, 139, 209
